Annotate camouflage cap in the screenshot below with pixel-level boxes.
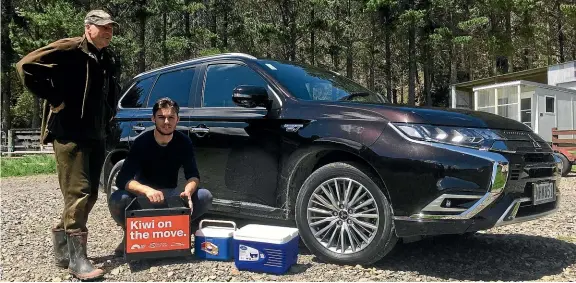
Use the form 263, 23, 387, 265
84, 10, 118, 26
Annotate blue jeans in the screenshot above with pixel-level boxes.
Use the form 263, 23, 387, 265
108, 188, 213, 229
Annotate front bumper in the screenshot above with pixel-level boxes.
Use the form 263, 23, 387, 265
388, 125, 562, 237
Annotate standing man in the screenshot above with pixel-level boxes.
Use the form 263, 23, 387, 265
16, 10, 120, 280
108, 97, 213, 254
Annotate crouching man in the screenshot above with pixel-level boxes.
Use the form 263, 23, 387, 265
108, 97, 213, 254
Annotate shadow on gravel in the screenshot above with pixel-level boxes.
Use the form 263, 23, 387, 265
371, 233, 576, 281
563, 171, 576, 178
126, 255, 201, 273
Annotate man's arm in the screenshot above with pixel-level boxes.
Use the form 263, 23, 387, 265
15, 42, 66, 108
180, 138, 201, 201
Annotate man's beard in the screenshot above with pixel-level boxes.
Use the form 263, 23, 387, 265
155, 125, 174, 136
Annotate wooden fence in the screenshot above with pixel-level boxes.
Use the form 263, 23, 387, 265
1, 128, 53, 156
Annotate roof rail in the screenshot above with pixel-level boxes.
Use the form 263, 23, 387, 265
220, 52, 257, 59
135, 53, 257, 78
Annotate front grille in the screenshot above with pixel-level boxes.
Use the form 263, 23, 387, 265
497, 130, 552, 153
525, 167, 555, 178
510, 164, 522, 180
503, 141, 552, 152
524, 153, 554, 163
517, 201, 556, 218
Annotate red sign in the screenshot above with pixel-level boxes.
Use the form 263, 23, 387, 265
126, 215, 190, 253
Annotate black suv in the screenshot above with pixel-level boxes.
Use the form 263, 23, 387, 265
102, 53, 562, 265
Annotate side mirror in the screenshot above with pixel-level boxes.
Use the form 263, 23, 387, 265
232, 85, 270, 108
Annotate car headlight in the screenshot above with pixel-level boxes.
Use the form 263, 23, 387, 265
391, 123, 504, 149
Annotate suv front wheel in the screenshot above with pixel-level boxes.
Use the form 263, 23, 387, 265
106, 159, 124, 201
295, 162, 397, 265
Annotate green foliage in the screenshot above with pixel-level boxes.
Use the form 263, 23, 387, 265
0, 155, 57, 177
10, 90, 37, 128
458, 17, 489, 31
3, 0, 576, 129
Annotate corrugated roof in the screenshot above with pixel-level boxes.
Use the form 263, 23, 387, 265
452, 66, 548, 91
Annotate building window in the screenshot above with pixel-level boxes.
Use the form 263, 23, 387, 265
545, 96, 555, 113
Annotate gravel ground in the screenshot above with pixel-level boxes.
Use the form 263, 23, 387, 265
1, 173, 575, 282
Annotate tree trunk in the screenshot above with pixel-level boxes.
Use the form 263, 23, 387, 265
449, 43, 457, 86
547, 6, 553, 65
385, 22, 392, 102
138, 2, 147, 73
424, 41, 432, 106
408, 23, 416, 105
556, 0, 565, 62
368, 13, 375, 90
1, 0, 14, 132
333, 4, 341, 70
223, 2, 229, 50
162, 11, 168, 65
31, 97, 40, 128
210, 0, 217, 48
280, 0, 297, 61
310, 5, 315, 65
504, 8, 512, 73
184, 0, 191, 58
521, 10, 531, 69
289, 2, 296, 61
346, 0, 353, 79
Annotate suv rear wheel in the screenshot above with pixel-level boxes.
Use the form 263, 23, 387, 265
295, 162, 397, 265
557, 153, 571, 177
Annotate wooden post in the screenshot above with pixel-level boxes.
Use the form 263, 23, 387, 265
7, 129, 13, 157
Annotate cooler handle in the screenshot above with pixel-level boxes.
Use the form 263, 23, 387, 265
199, 219, 236, 231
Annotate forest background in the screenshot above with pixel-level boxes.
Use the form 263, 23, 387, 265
2, 0, 576, 131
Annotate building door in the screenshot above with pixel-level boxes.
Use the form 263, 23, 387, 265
520, 97, 532, 129
537, 95, 556, 142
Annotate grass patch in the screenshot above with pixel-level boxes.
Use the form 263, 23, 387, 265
557, 235, 576, 243
0, 154, 57, 177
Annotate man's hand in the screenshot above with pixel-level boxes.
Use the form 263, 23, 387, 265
51, 102, 65, 113
180, 190, 194, 213
145, 188, 164, 203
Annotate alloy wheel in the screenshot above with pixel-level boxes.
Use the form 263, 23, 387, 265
306, 177, 380, 254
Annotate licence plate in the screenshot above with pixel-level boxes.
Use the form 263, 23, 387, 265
533, 182, 556, 205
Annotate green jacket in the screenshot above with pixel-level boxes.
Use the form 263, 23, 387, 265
16, 35, 120, 144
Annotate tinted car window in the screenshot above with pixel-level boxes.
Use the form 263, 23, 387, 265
147, 68, 195, 107
256, 60, 386, 104
203, 64, 268, 107
120, 76, 155, 108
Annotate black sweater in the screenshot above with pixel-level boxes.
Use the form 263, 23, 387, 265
115, 130, 200, 190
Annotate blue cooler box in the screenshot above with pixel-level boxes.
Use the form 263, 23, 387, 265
233, 224, 299, 275
194, 220, 236, 261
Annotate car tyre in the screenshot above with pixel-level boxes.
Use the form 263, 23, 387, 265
557, 153, 571, 177
295, 161, 397, 265
106, 159, 124, 202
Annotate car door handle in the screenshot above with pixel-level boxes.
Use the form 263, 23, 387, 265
189, 126, 210, 137
189, 127, 210, 133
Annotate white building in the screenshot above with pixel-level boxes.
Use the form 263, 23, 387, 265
450, 61, 576, 142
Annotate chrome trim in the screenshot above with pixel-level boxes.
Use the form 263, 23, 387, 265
389, 123, 510, 220
135, 53, 257, 79
494, 197, 530, 226
495, 197, 558, 227
420, 194, 483, 213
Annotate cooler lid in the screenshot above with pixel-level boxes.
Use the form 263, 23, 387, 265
233, 224, 299, 244
195, 226, 235, 238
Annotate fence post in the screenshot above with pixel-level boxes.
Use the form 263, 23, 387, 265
7, 129, 13, 157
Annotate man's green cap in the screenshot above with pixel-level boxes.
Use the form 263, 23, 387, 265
84, 10, 118, 26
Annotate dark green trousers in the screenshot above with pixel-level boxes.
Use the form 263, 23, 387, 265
53, 139, 105, 233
